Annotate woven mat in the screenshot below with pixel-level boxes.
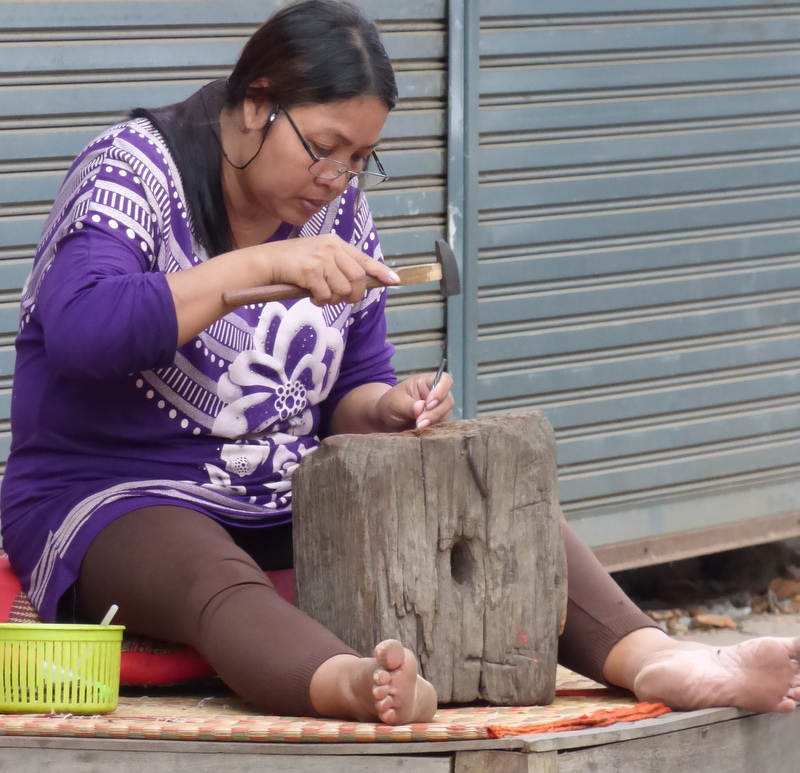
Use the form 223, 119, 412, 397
0, 667, 670, 743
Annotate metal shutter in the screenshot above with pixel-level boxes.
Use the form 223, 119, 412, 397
472, 0, 800, 558
7, 0, 800, 564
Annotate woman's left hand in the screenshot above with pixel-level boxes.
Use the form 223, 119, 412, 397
374, 370, 455, 431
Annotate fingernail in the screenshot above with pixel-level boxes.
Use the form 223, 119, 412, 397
387, 270, 400, 282
426, 399, 439, 411
417, 418, 431, 429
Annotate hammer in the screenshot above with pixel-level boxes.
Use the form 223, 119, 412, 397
221, 239, 461, 306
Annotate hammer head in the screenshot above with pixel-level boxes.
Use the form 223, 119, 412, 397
435, 240, 461, 298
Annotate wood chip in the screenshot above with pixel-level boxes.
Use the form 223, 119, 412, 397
692, 613, 738, 629
646, 609, 684, 621
768, 577, 800, 600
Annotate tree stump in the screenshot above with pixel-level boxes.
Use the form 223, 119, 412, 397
292, 412, 566, 705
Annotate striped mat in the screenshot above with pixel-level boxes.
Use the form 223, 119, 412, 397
0, 668, 670, 743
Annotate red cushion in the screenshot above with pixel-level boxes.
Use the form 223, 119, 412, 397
0, 553, 295, 686
0, 554, 23, 621
120, 636, 217, 685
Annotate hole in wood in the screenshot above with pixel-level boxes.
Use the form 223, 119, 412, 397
450, 540, 474, 585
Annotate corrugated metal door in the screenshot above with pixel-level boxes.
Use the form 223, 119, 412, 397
472, 0, 800, 552
6, 0, 800, 562
0, 0, 448, 481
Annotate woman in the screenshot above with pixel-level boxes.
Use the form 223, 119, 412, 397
1, 0, 798, 723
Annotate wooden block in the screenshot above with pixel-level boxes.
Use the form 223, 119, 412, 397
293, 413, 566, 705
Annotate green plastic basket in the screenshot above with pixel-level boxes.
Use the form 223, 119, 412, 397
0, 623, 124, 714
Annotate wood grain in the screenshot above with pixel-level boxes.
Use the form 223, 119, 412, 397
553, 711, 799, 773
455, 749, 558, 773
293, 413, 566, 705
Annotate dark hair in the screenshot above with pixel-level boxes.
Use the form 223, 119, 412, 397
132, 0, 397, 257
229, 0, 397, 111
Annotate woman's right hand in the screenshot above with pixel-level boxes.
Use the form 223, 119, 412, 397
258, 234, 399, 307
165, 234, 399, 345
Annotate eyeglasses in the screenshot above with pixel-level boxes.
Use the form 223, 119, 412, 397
278, 104, 388, 191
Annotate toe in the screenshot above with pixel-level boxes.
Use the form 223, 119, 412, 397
373, 682, 390, 701
377, 694, 393, 712
776, 697, 797, 713
375, 639, 405, 671
377, 696, 396, 724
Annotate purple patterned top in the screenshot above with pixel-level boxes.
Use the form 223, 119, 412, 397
0, 118, 396, 620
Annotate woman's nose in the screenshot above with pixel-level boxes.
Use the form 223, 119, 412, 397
317, 174, 351, 197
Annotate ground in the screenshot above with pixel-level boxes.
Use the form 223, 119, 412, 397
613, 539, 800, 645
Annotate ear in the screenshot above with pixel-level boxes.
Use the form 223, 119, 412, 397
242, 77, 273, 132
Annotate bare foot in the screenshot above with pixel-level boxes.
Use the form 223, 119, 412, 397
309, 639, 437, 724
372, 639, 437, 724
632, 637, 800, 713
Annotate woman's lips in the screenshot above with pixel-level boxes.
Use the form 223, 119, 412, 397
299, 197, 328, 216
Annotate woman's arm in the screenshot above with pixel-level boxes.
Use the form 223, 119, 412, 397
166, 234, 399, 346
327, 372, 454, 435
317, 189, 455, 437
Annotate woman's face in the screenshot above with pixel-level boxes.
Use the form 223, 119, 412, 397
229, 95, 389, 230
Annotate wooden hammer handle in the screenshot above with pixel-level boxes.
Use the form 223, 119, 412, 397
222, 262, 443, 307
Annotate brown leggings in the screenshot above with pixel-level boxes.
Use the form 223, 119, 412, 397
75, 506, 656, 716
